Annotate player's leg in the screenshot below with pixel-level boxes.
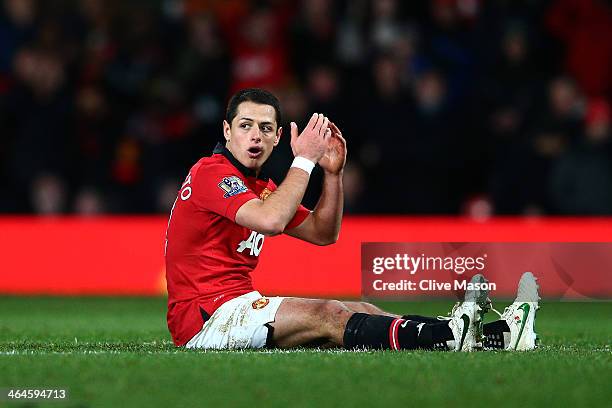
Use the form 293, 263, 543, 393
269, 298, 440, 349
269, 298, 353, 347
269, 278, 489, 351
270, 297, 427, 349
270, 296, 462, 350
268, 300, 397, 349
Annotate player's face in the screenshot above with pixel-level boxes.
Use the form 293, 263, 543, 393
223, 101, 281, 171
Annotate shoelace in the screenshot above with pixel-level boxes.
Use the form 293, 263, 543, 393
491, 302, 542, 320
490, 306, 507, 319
437, 302, 461, 320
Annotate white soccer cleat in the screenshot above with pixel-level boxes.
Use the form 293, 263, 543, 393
492, 272, 540, 351
445, 274, 490, 351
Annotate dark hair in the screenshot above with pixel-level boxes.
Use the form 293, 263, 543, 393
226, 88, 282, 128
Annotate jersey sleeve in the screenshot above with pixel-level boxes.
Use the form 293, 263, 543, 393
191, 163, 258, 221
266, 179, 312, 229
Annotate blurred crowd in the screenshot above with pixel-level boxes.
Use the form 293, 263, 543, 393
0, 0, 611, 216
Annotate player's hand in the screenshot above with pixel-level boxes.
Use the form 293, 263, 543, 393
290, 113, 331, 163
318, 121, 347, 175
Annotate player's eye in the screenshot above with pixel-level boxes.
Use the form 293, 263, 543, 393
240, 123, 251, 129
262, 126, 273, 133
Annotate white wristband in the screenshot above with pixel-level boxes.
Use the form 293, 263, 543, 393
291, 156, 316, 175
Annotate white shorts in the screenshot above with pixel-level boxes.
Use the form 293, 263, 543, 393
185, 291, 284, 350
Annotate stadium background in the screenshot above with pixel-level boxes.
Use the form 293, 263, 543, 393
1, 0, 611, 299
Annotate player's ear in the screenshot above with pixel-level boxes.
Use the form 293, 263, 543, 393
223, 120, 231, 142
274, 126, 282, 146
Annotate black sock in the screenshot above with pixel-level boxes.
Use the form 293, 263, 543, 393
416, 322, 455, 350
483, 320, 510, 349
343, 313, 454, 351
401, 316, 455, 349
343, 313, 394, 349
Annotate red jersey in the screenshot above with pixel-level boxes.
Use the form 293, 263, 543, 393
165, 143, 310, 346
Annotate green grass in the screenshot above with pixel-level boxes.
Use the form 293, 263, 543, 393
0, 297, 610, 407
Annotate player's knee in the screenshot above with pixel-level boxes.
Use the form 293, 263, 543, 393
317, 300, 350, 323
303, 300, 351, 339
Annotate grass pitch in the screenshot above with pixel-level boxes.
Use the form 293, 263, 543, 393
0, 297, 610, 407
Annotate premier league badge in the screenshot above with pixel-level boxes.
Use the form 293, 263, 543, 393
218, 176, 248, 198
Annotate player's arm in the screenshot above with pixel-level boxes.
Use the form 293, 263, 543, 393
235, 114, 330, 236
285, 122, 347, 245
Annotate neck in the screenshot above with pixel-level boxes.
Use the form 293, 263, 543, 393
225, 143, 261, 177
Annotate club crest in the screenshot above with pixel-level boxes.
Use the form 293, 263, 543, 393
218, 176, 248, 198
260, 188, 272, 201
252, 297, 270, 310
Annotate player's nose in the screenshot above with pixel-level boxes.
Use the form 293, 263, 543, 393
250, 128, 262, 142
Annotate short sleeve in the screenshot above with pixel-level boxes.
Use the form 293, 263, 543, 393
266, 179, 312, 229
191, 163, 258, 221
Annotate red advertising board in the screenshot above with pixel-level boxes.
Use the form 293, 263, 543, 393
0, 216, 611, 298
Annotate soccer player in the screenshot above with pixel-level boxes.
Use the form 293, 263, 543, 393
164, 88, 538, 351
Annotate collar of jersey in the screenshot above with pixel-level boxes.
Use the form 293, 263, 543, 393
213, 142, 269, 181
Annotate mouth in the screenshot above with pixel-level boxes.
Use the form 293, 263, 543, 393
247, 146, 263, 159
